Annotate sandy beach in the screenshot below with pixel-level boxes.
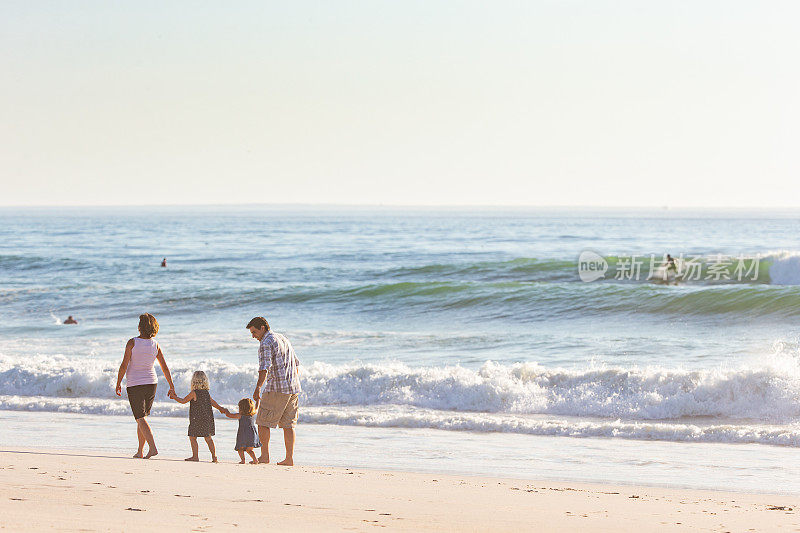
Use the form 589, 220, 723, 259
1, 448, 798, 532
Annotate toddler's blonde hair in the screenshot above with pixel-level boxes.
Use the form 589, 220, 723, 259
190, 370, 210, 391
238, 398, 256, 416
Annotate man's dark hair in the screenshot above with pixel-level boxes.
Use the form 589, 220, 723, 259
246, 316, 270, 331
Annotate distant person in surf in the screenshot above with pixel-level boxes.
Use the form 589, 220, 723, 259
115, 313, 177, 459
247, 316, 301, 466
665, 254, 676, 272
161, 258, 167, 267
63, 315, 78, 324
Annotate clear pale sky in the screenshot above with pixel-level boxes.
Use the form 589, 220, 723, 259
1, 1, 798, 207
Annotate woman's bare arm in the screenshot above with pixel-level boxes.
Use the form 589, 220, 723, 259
155, 346, 176, 397
115, 339, 134, 396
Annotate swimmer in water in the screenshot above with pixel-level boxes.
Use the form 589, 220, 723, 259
161, 258, 167, 268
665, 254, 676, 272
64, 316, 78, 324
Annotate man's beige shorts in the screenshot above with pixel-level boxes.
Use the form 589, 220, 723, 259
256, 391, 299, 429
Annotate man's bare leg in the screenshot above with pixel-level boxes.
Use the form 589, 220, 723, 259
185, 436, 199, 461
257, 425, 270, 463
136, 417, 158, 458
204, 436, 218, 463
277, 427, 295, 466
133, 425, 145, 458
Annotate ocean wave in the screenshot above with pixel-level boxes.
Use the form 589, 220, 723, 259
384, 253, 800, 286
105, 278, 800, 320
4, 251, 799, 321
4, 251, 795, 286
766, 251, 800, 286
299, 406, 800, 447
3, 352, 800, 423
2, 397, 799, 447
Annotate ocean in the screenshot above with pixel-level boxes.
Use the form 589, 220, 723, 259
2, 206, 800, 492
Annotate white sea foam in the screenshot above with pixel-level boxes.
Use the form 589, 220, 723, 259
767, 251, 800, 285
3, 350, 800, 424
2, 396, 799, 447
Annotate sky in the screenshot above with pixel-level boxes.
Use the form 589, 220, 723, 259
1, 1, 798, 207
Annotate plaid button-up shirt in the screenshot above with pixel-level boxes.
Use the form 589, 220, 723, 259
259, 330, 302, 394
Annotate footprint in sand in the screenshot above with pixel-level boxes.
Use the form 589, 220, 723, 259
125, 508, 145, 512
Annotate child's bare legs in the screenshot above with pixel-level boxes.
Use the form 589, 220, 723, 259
185, 436, 199, 461
204, 436, 217, 463
237, 450, 246, 464
246, 448, 258, 464
136, 417, 158, 458
277, 427, 295, 466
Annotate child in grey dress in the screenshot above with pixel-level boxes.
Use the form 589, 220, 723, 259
169, 371, 227, 463
224, 398, 261, 464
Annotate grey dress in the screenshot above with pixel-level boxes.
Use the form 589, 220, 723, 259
235, 414, 261, 450
188, 389, 215, 437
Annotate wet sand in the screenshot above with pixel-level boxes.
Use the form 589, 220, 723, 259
1, 448, 798, 531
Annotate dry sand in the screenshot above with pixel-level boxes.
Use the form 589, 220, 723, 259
1, 448, 798, 531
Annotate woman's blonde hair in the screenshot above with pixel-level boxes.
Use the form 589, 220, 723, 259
190, 371, 210, 391
238, 398, 256, 416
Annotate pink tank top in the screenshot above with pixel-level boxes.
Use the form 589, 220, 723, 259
126, 337, 159, 387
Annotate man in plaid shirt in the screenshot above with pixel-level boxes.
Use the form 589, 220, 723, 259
247, 316, 301, 466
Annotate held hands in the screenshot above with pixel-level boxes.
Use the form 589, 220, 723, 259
167, 389, 177, 400
252, 387, 261, 403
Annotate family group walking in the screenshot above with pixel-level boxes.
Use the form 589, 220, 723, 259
114, 313, 301, 465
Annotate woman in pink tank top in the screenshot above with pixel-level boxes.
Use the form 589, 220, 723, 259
115, 313, 176, 459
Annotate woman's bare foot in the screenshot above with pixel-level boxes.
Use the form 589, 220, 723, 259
257, 455, 269, 464
184, 456, 199, 462
211, 456, 218, 463
249, 460, 258, 464
133, 452, 143, 459
144, 450, 158, 459
276, 459, 293, 466
238, 460, 246, 464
